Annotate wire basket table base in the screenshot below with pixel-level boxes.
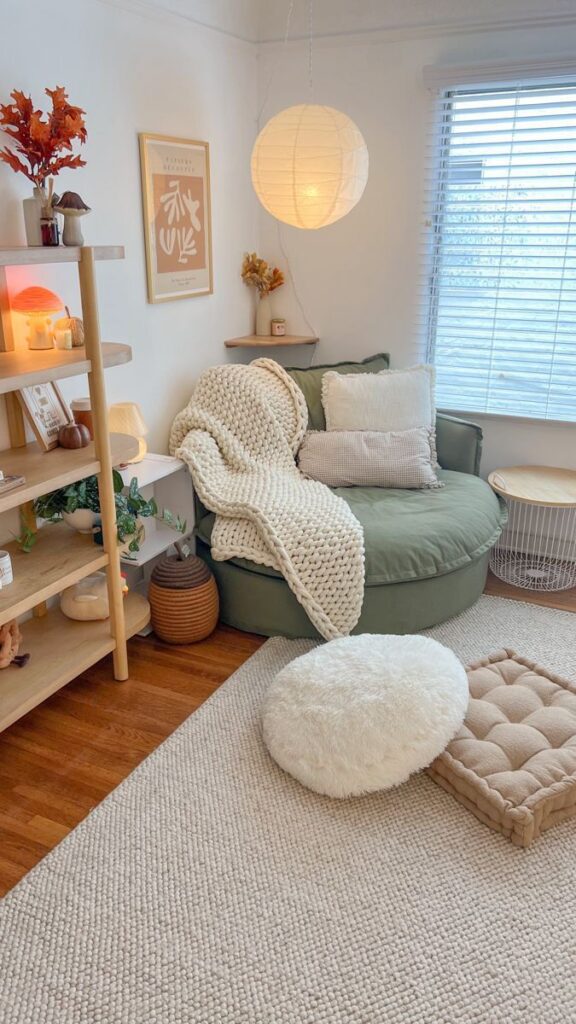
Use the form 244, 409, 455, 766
489, 495, 576, 593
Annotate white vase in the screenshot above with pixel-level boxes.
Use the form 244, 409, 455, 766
63, 509, 99, 534
22, 187, 45, 246
256, 293, 272, 337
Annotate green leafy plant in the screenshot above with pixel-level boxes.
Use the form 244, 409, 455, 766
31, 470, 186, 555
15, 514, 37, 554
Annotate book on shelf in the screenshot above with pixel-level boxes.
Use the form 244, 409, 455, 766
0, 473, 25, 495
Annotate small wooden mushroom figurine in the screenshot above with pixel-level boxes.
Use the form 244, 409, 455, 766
53, 191, 91, 246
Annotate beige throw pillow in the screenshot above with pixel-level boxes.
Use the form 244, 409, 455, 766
321, 364, 437, 461
297, 428, 442, 488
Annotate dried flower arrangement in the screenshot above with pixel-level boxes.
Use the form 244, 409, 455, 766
241, 252, 285, 295
0, 86, 87, 189
0, 86, 87, 235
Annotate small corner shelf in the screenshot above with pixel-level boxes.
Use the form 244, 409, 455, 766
224, 334, 318, 349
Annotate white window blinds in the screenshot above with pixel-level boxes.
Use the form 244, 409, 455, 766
425, 80, 576, 421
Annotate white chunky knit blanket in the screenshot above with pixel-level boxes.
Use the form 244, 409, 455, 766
169, 359, 365, 639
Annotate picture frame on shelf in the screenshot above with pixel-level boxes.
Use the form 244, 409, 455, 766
17, 382, 71, 451
139, 133, 213, 304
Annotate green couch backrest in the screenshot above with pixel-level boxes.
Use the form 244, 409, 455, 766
285, 353, 482, 475
286, 353, 390, 431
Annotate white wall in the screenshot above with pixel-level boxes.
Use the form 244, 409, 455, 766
0, 0, 259, 455
257, 20, 576, 476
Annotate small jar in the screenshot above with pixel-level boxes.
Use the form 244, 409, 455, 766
71, 397, 94, 439
41, 217, 59, 247
271, 318, 286, 337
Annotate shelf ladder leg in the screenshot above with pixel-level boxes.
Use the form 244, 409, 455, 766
78, 248, 129, 680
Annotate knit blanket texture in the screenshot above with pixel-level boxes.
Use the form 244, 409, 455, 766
169, 359, 365, 639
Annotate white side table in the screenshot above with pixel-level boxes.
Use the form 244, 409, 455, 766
488, 465, 576, 592
119, 453, 195, 633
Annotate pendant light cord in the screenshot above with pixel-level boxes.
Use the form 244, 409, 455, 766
308, 0, 314, 97
256, 0, 319, 356
257, 0, 295, 126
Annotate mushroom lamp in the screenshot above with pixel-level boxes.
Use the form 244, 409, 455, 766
108, 402, 148, 463
53, 191, 91, 246
11, 286, 64, 351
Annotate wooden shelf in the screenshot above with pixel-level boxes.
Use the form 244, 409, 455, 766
224, 334, 318, 348
121, 523, 182, 567
118, 453, 184, 489
0, 342, 131, 394
0, 245, 124, 267
0, 522, 108, 627
0, 433, 139, 514
0, 592, 150, 732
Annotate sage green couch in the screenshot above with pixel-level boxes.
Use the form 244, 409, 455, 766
195, 354, 506, 639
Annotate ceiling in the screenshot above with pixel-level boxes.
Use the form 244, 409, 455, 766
113, 0, 576, 43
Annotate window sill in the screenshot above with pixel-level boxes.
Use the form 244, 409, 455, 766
438, 408, 576, 429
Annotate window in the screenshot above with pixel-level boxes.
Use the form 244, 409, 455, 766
426, 81, 576, 421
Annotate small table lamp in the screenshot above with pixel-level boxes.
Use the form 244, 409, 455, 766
11, 286, 64, 350
109, 402, 148, 463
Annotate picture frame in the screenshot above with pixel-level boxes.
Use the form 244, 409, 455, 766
17, 382, 71, 451
139, 132, 213, 303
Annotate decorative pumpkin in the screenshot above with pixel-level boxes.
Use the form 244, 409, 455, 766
58, 421, 91, 449
54, 306, 85, 347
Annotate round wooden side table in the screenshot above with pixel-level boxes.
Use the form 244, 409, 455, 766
488, 465, 576, 592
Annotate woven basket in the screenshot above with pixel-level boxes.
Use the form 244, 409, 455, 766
149, 555, 219, 644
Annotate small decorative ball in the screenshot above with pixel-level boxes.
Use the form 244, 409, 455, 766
262, 634, 469, 798
58, 422, 91, 449
149, 554, 219, 644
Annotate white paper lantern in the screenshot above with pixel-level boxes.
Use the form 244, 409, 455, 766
251, 104, 369, 230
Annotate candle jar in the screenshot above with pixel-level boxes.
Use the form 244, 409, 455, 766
71, 397, 94, 439
271, 318, 286, 337
54, 328, 72, 350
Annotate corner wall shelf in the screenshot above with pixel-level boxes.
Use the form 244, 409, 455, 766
224, 334, 318, 348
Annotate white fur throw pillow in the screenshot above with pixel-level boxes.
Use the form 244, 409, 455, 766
297, 428, 441, 488
321, 365, 437, 462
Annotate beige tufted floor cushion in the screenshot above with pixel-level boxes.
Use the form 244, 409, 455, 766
427, 649, 576, 847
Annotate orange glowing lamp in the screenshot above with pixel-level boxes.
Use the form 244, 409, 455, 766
12, 286, 64, 351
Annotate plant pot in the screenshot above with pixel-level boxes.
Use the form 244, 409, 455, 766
255, 292, 272, 337
63, 509, 99, 534
22, 187, 45, 247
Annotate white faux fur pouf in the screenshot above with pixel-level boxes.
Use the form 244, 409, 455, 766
262, 634, 469, 798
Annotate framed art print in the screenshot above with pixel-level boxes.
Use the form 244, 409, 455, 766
17, 382, 71, 451
139, 133, 213, 303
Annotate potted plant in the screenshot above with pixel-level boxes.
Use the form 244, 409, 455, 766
31, 470, 186, 557
0, 86, 87, 246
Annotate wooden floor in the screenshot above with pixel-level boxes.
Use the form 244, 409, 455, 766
0, 579, 574, 898
0, 625, 263, 897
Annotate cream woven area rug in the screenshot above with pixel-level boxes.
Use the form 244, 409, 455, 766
1, 595, 575, 1023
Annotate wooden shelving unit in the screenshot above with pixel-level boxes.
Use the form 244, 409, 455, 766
0, 433, 138, 514
0, 245, 150, 733
224, 334, 318, 348
0, 342, 131, 393
0, 594, 150, 732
